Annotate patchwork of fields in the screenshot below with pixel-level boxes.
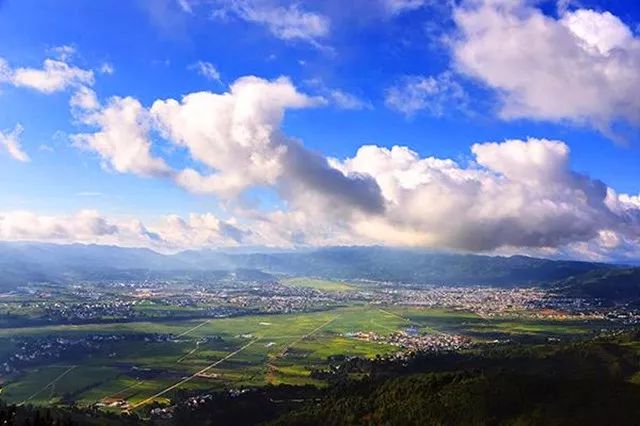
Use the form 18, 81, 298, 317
0, 304, 607, 412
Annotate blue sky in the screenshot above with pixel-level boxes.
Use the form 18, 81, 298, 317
0, 0, 639, 260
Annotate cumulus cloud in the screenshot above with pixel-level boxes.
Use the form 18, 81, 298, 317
0, 210, 119, 243
152, 76, 384, 214
385, 72, 467, 117
70, 85, 100, 110
333, 138, 639, 252
156, 213, 249, 247
0, 124, 29, 162
451, 0, 640, 134
556, 188, 640, 261
0, 210, 249, 251
64, 72, 640, 259
72, 96, 171, 177
72, 75, 383, 217
151, 76, 322, 194
279, 140, 385, 216
5, 138, 640, 259
214, 0, 330, 47
0, 52, 105, 154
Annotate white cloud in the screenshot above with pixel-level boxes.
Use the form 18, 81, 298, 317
70, 75, 385, 233
302, 79, 369, 110
1, 58, 94, 94
72, 96, 171, 177
70, 86, 100, 111
0, 124, 29, 162
190, 61, 221, 82
5, 138, 640, 259
65, 73, 640, 258
0, 210, 120, 244
100, 63, 114, 75
177, 0, 193, 13
385, 72, 467, 117
562, 9, 635, 56
0, 59, 11, 82
452, 0, 640, 133
334, 138, 639, 252
153, 76, 383, 214
0, 210, 248, 251
70, 75, 382, 216
151, 76, 322, 194
156, 213, 248, 247
382, 0, 427, 15
329, 90, 371, 110
50, 45, 76, 61
214, 1, 329, 47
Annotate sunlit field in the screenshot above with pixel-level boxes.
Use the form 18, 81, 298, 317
0, 304, 609, 412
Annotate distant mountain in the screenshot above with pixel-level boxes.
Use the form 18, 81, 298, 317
0, 242, 212, 289
0, 242, 622, 290
226, 247, 615, 286
551, 268, 640, 303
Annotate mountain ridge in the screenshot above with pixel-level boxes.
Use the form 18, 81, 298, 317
0, 242, 622, 289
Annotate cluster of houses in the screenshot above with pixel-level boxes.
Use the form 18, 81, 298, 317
346, 329, 472, 352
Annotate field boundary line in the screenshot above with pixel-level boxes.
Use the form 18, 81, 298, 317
176, 345, 199, 363
274, 315, 340, 360
377, 308, 412, 322
176, 320, 210, 338
99, 380, 144, 403
370, 319, 397, 332
130, 339, 257, 410
378, 308, 446, 336
267, 315, 339, 383
19, 365, 77, 406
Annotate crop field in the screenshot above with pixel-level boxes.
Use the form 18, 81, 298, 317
282, 278, 355, 292
0, 305, 608, 412
387, 306, 603, 340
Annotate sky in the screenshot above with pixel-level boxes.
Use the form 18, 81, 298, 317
0, 0, 639, 261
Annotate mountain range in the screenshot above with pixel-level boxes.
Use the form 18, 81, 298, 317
1, 242, 634, 294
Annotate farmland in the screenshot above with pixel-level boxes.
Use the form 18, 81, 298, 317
282, 278, 355, 292
0, 303, 611, 413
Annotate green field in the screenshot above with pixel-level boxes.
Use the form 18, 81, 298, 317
0, 305, 608, 412
282, 278, 355, 292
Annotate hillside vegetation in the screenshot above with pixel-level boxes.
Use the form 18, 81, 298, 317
552, 268, 640, 303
